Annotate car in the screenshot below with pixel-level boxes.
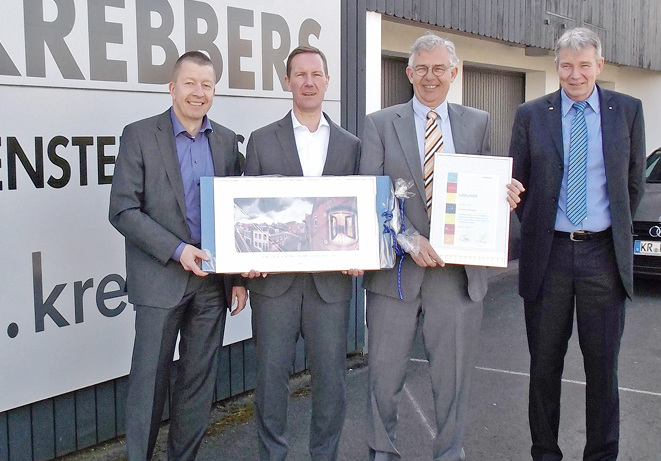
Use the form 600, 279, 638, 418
633, 147, 661, 278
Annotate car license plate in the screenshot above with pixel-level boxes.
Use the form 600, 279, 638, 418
634, 240, 661, 256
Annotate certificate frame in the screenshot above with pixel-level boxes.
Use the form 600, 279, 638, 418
200, 175, 384, 273
429, 153, 513, 268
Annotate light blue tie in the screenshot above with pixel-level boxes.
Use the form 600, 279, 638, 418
566, 101, 588, 226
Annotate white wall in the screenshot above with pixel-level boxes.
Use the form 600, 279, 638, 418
616, 67, 661, 153
365, 12, 382, 115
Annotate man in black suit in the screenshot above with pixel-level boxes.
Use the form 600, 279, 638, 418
510, 28, 646, 460
109, 51, 247, 460
242, 46, 361, 461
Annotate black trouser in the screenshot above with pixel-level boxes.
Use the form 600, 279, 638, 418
525, 233, 625, 461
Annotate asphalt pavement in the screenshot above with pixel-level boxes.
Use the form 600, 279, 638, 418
63, 263, 661, 461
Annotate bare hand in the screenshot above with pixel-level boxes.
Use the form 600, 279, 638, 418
229, 286, 248, 316
179, 244, 209, 277
241, 269, 268, 279
342, 268, 364, 276
410, 235, 445, 268
507, 178, 525, 211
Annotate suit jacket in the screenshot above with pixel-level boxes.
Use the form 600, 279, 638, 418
109, 109, 242, 308
511, 86, 646, 300
359, 99, 490, 302
243, 111, 361, 303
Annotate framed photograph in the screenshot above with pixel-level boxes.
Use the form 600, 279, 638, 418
200, 175, 390, 273
429, 153, 513, 268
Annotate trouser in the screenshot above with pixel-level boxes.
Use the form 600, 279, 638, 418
252, 274, 350, 461
525, 234, 625, 461
125, 275, 226, 461
367, 265, 483, 461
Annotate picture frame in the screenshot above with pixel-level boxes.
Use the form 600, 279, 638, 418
201, 175, 394, 273
429, 153, 513, 268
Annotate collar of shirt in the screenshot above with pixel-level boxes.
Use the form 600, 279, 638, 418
291, 110, 330, 132
291, 111, 330, 177
411, 95, 455, 162
560, 86, 601, 118
170, 107, 213, 138
412, 95, 449, 123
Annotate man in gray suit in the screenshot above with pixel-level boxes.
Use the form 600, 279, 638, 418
242, 46, 361, 461
109, 51, 247, 460
359, 33, 522, 461
510, 28, 645, 460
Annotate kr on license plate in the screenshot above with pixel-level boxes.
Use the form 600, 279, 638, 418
634, 240, 661, 256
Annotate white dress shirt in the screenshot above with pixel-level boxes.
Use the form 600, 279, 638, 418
291, 111, 330, 177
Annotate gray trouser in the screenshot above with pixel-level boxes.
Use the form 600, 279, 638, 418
367, 265, 483, 461
125, 275, 226, 461
251, 274, 350, 461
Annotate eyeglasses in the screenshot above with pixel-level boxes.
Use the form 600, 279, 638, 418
411, 65, 453, 77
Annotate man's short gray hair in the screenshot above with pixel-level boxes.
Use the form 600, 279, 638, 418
554, 27, 603, 62
408, 32, 460, 68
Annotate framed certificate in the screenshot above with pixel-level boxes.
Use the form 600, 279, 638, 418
200, 175, 394, 273
429, 153, 513, 268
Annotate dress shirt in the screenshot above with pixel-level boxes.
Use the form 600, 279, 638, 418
170, 108, 214, 260
555, 88, 611, 232
292, 111, 330, 177
412, 96, 456, 165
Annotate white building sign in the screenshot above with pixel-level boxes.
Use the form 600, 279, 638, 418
0, 0, 341, 412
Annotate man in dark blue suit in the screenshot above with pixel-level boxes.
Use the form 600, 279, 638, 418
510, 28, 646, 460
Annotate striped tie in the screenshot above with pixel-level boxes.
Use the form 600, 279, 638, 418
566, 101, 588, 226
424, 110, 443, 217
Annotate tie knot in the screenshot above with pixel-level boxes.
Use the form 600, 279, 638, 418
573, 101, 587, 113
427, 110, 438, 121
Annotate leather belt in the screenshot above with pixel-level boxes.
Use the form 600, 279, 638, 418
554, 228, 612, 242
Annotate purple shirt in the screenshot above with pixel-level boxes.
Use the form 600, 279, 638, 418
170, 108, 214, 260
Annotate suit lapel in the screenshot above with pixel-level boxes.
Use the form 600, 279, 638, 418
546, 90, 564, 161
155, 110, 187, 218
275, 112, 305, 176
598, 86, 617, 181
321, 113, 343, 175
448, 104, 467, 152
208, 125, 228, 176
394, 101, 426, 199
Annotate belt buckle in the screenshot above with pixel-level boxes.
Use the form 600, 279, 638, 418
569, 231, 586, 242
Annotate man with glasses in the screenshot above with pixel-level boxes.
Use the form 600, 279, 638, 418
360, 32, 523, 461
